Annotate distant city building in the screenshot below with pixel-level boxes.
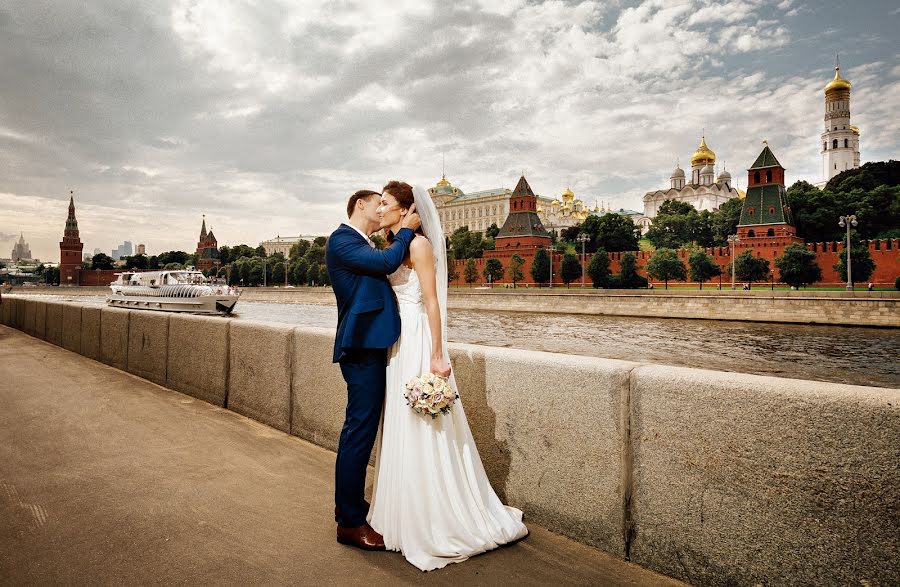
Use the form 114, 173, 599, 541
112, 241, 133, 260
195, 216, 220, 272
10, 232, 32, 262
59, 191, 84, 285
260, 235, 322, 256
137, 244, 146, 255
429, 174, 589, 237
83, 253, 92, 261
819, 62, 860, 185
642, 135, 742, 222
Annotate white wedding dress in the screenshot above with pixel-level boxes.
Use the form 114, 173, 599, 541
367, 263, 528, 571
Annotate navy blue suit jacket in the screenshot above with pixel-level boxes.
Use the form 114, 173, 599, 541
326, 224, 415, 363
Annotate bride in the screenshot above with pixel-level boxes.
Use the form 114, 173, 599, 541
368, 181, 528, 571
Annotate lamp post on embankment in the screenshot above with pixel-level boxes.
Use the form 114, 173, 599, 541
838, 214, 858, 291
576, 233, 589, 288
727, 234, 740, 290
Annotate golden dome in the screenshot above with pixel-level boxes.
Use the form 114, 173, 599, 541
736, 188, 746, 200
691, 135, 716, 166
561, 187, 575, 201
536, 206, 544, 213
436, 174, 451, 187
824, 66, 851, 95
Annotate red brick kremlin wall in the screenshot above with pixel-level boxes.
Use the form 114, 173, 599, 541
449, 239, 900, 287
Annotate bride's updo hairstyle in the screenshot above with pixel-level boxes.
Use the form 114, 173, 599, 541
382, 180, 424, 237
382, 180, 414, 209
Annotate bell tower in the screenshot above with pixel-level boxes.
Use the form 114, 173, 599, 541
821, 58, 860, 183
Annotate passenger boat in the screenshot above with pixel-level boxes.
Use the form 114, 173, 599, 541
107, 270, 240, 314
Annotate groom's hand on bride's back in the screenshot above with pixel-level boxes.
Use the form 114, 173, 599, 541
401, 203, 421, 231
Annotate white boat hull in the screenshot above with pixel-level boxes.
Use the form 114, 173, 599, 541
106, 293, 239, 314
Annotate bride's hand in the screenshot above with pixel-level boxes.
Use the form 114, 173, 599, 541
431, 355, 451, 378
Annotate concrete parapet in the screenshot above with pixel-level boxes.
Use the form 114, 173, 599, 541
166, 314, 228, 406
228, 322, 293, 432
628, 364, 900, 586
0, 296, 10, 326
451, 343, 635, 556
290, 327, 346, 450
126, 311, 169, 386
11, 297, 23, 330
33, 300, 47, 340
80, 307, 102, 361
61, 304, 82, 353
44, 302, 63, 346
22, 299, 36, 336
100, 307, 129, 370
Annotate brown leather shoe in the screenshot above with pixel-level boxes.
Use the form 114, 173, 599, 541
334, 500, 370, 521
336, 523, 386, 551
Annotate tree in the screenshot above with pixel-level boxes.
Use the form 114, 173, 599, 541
313, 236, 328, 247
291, 258, 309, 285
587, 249, 611, 288
646, 248, 687, 289
483, 258, 504, 285
163, 262, 184, 270
90, 253, 115, 270
833, 240, 876, 285
307, 262, 320, 286
463, 259, 478, 287
449, 227, 489, 260
123, 254, 149, 270
303, 244, 325, 267
272, 261, 286, 285
775, 244, 822, 288
44, 266, 60, 285
710, 197, 744, 246
645, 201, 709, 250
156, 250, 191, 267
688, 250, 722, 290
148, 255, 160, 270
486, 223, 500, 239
318, 265, 331, 286
447, 261, 460, 284
618, 253, 648, 289
507, 254, 525, 287
560, 252, 582, 287
594, 214, 640, 252
530, 247, 551, 286
733, 250, 770, 289
370, 234, 386, 250
288, 240, 311, 259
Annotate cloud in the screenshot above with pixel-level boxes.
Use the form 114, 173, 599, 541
0, 0, 897, 260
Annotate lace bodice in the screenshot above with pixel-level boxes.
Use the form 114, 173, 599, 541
389, 264, 423, 306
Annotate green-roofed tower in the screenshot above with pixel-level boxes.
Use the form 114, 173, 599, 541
737, 143, 801, 243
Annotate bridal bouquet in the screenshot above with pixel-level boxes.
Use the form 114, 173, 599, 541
404, 373, 458, 419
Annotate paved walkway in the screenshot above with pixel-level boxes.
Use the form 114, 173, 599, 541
0, 325, 682, 586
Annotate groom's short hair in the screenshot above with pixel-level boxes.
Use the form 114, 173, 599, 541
347, 190, 381, 218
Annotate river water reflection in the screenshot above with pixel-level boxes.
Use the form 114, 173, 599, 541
17, 295, 900, 389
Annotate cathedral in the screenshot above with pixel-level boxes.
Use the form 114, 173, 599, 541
642, 135, 742, 219
195, 216, 220, 272
819, 62, 860, 185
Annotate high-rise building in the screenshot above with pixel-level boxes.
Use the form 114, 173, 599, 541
59, 191, 84, 285
137, 244, 145, 255
11, 233, 32, 262
820, 61, 860, 184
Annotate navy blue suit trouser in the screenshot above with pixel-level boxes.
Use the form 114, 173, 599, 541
336, 348, 387, 528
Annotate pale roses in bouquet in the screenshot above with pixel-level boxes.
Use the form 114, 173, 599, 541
404, 373, 459, 418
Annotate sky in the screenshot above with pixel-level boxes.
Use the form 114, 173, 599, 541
1, 0, 898, 261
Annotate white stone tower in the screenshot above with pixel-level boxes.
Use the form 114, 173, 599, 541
820, 60, 860, 183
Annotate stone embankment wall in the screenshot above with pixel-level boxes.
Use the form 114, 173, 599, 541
3, 296, 898, 586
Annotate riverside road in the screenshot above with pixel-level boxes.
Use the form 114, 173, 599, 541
0, 326, 683, 586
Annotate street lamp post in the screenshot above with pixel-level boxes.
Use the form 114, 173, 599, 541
284, 259, 289, 286
770, 270, 774, 291
548, 245, 556, 289
576, 233, 589, 288
727, 234, 740, 290
262, 257, 267, 287
838, 214, 858, 290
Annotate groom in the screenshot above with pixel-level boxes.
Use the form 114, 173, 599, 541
325, 188, 420, 550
